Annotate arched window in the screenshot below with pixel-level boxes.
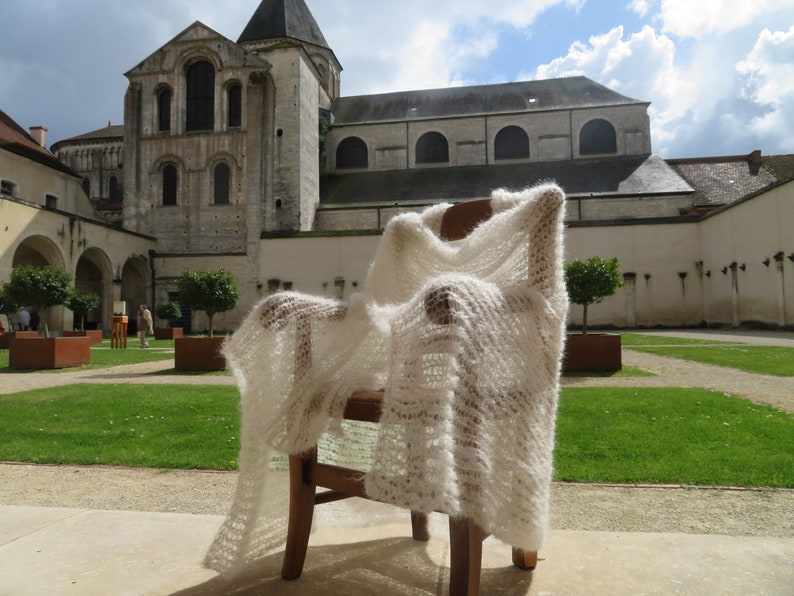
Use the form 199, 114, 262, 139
580, 119, 617, 155
158, 88, 172, 132
81, 177, 90, 197
336, 137, 368, 169
227, 83, 242, 128
108, 175, 120, 200
494, 125, 529, 160
162, 164, 178, 206
415, 131, 449, 164
213, 163, 230, 204
186, 61, 215, 131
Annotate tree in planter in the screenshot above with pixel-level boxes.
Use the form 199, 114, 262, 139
2, 265, 72, 338
176, 269, 239, 337
65, 289, 101, 331
564, 256, 622, 335
0, 287, 19, 332
155, 301, 182, 326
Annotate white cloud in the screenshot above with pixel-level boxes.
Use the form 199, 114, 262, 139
734, 26, 794, 147
658, 0, 793, 38
627, 0, 651, 18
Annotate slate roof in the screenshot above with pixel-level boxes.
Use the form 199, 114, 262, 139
0, 108, 77, 177
51, 124, 123, 151
331, 76, 648, 124
320, 155, 691, 206
238, 0, 330, 49
668, 152, 790, 206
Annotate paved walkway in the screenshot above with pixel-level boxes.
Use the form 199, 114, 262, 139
1, 329, 792, 594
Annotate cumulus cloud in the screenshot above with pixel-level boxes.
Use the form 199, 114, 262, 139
657, 0, 794, 38
733, 26, 794, 147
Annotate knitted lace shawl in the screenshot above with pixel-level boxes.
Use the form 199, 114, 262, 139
205, 183, 568, 574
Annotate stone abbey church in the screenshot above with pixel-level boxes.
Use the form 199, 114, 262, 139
3, 0, 792, 334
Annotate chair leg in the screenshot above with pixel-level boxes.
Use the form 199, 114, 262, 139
448, 517, 484, 596
281, 449, 317, 580
411, 511, 429, 541
512, 547, 538, 570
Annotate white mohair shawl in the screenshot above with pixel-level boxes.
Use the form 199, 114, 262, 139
205, 183, 568, 574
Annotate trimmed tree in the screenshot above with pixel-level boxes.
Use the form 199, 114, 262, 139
0, 287, 19, 331
564, 256, 622, 335
155, 301, 182, 325
176, 268, 239, 337
65, 289, 101, 331
2, 265, 73, 337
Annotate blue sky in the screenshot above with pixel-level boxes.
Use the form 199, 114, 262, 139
1, 0, 793, 158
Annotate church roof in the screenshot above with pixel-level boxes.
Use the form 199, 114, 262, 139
0, 108, 76, 177
332, 76, 647, 124
51, 124, 124, 150
320, 155, 691, 206
238, 0, 330, 49
669, 152, 794, 206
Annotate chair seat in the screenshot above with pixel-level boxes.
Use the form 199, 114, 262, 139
344, 390, 385, 422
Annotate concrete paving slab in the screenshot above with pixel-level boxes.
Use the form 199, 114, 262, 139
1, 505, 792, 595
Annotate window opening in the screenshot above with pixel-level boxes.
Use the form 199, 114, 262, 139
186, 61, 215, 131
416, 131, 449, 164
162, 164, 178, 206
494, 126, 530, 160
336, 137, 368, 169
214, 163, 230, 204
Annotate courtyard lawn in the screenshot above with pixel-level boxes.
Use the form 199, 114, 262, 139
555, 387, 793, 487
626, 344, 794, 376
1, 384, 791, 487
0, 384, 240, 470
1, 338, 192, 372
620, 333, 734, 346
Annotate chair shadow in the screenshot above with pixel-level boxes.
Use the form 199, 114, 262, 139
172, 537, 534, 595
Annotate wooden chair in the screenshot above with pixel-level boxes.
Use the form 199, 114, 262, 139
279, 198, 539, 595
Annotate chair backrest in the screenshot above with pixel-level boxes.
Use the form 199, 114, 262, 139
440, 199, 493, 241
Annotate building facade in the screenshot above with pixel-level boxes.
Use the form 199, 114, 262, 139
6, 0, 793, 333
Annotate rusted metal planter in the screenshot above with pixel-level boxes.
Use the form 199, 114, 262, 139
63, 330, 103, 345
562, 333, 622, 372
154, 327, 184, 340
174, 336, 226, 371
0, 331, 39, 350
9, 336, 92, 369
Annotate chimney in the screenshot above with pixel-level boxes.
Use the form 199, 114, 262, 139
29, 126, 48, 148
747, 149, 762, 176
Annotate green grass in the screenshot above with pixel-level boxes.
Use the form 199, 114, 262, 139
627, 345, 794, 376
555, 387, 794, 487
0, 339, 176, 372
563, 365, 653, 378
1, 384, 791, 487
620, 333, 733, 346
0, 384, 240, 470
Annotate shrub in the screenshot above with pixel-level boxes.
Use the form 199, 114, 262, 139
2, 265, 73, 337
176, 269, 239, 337
564, 256, 622, 334
155, 301, 182, 324
65, 289, 101, 331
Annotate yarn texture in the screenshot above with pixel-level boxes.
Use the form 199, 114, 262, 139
205, 183, 568, 573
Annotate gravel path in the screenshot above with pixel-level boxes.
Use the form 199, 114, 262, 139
1, 329, 793, 540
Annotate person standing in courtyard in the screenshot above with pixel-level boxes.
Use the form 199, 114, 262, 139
17, 308, 31, 331
137, 304, 153, 348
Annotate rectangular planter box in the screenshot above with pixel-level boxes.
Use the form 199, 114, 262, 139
174, 336, 226, 371
563, 333, 622, 372
154, 327, 184, 340
9, 336, 92, 369
63, 330, 104, 345
0, 331, 39, 350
